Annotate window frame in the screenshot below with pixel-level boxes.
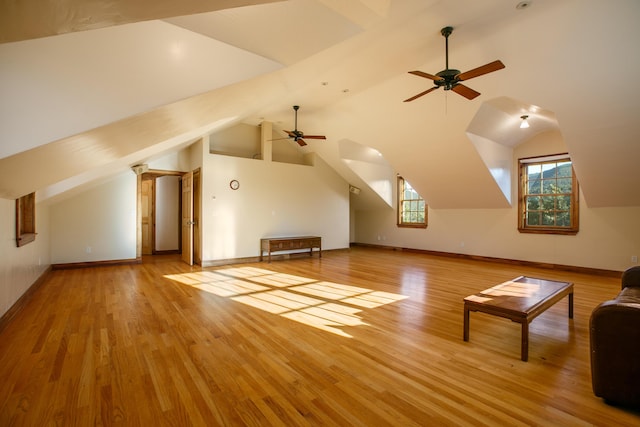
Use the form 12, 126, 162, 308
517, 154, 579, 235
397, 176, 427, 228
16, 192, 36, 247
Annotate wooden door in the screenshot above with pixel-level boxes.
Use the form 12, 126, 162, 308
181, 171, 193, 265
141, 178, 154, 255
192, 169, 201, 265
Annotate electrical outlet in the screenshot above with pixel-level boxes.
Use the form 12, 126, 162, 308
632, 255, 638, 264
86, 246, 92, 254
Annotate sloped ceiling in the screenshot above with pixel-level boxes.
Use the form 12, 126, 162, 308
1, 0, 639, 208
0, 0, 282, 43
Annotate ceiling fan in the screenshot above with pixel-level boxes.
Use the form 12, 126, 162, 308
281, 105, 326, 146
404, 26, 505, 102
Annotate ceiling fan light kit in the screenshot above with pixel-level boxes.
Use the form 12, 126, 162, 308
404, 26, 505, 102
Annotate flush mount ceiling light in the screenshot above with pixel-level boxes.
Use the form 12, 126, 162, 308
516, 1, 533, 10
520, 114, 530, 129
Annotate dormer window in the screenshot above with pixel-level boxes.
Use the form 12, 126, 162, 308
518, 154, 579, 235
397, 176, 427, 228
16, 192, 36, 247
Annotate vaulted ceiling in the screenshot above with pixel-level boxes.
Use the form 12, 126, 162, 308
1, 0, 639, 208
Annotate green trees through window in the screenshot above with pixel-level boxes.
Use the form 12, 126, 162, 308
397, 176, 427, 228
518, 155, 579, 234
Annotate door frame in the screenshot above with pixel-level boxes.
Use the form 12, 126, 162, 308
136, 169, 199, 263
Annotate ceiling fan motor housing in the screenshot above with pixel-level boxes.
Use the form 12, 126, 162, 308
435, 68, 461, 90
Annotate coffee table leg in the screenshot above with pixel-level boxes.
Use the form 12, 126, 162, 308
521, 321, 529, 362
568, 292, 574, 319
463, 305, 470, 341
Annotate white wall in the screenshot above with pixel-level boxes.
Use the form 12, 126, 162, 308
148, 149, 191, 172
37, 139, 350, 266
155, 175, 180, 251
355, 131, 640, 272
0, 198, 50, 317
200, 152, 350, 261
50, 172, 137, 264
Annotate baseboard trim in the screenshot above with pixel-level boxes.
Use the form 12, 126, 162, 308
52, 257, 142, 270
0, 265, 52, 334
350, 242, 622, 278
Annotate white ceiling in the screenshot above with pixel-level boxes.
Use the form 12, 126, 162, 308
165, 0, 367, 66
1, 0, 639, 208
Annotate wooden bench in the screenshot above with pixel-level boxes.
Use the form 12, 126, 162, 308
260, 236, 321, 263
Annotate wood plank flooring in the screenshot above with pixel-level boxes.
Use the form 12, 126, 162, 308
1, 247, 639, 426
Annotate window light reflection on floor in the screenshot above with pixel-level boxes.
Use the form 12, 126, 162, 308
481, 281, 540, 298
165, 267, 408, 338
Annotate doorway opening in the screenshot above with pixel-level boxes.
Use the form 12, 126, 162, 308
137, 168, 201, 265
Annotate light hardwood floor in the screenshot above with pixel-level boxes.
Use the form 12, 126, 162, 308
1, 247, 639, 426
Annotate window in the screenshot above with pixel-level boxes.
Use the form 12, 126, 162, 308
397, 176, 427, 228
518, 154, 579, 235
16, 192, 36, 247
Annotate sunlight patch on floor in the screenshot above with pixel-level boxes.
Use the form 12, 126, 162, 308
165, 266, 408, 337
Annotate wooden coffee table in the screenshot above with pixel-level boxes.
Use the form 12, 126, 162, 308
463, 276, 573, 361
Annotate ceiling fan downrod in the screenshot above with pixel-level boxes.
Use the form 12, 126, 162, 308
441, 26, 453, 70
293, 105, 299, 135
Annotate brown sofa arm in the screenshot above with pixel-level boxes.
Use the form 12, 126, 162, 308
621, 265, 640, 289
590, 300, 640, 407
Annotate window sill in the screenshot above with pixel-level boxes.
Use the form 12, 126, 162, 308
518, 227, 578, 236
397, 223, 427, 229
17, 232, 36, 247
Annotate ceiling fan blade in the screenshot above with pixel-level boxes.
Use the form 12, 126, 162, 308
403, 86, 439, 102
451, 84, 480, 100
270, 137, 290, 141
456, 60, 505, 81
284, 130, 296, 138
301, 135, 326, 140
408, 70, 443, 81
297, 139, 307, 147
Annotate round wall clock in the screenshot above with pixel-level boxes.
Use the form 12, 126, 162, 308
230, 179, 240, 190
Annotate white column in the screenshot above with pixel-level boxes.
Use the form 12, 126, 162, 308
260, 120, 273, 162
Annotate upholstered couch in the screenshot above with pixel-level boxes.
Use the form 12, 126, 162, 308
590, 266, 640, 407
